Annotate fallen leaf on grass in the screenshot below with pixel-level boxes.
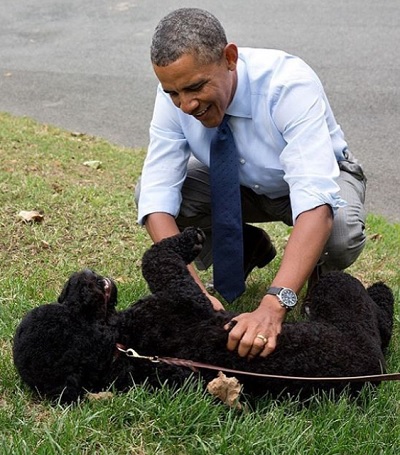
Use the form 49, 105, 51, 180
86, 391, 114, 401
18, 210, 44, 223
369, 233, 383, 241
83, 160, 102, 169
207, 371, 242, 409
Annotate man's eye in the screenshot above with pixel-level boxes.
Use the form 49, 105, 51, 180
189, 83, 205, 92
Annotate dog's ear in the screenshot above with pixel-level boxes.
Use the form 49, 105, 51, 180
367, 282, 394, 352
58, 272, 81, 305
58, 281, 70, 304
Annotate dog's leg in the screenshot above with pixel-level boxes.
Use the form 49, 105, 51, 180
142, 228, 211, 307
145, 227, 205, 265
367, 282, 394, 352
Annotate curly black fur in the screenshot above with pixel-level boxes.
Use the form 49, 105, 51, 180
13, 228, 394, 403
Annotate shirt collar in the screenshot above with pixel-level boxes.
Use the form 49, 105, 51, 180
225, 56, 252, 119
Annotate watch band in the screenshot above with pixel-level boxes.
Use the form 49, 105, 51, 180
266, 286, 284, 295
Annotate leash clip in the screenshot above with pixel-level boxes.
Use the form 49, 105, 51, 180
117, 346, 159, 363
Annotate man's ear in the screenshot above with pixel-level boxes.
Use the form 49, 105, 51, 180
224, 43, 239, 71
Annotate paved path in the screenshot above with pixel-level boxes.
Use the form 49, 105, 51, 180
1, 0, 399, 222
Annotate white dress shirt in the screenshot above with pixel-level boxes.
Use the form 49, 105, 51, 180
138, 47, 347, 225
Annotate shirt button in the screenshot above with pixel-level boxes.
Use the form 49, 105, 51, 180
239, 158, 246, 164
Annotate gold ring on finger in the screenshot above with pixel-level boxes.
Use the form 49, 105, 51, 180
256, 334, 268, 344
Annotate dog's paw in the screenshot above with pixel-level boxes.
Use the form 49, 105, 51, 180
178, 227, 206, 262
182, 227, 205, 249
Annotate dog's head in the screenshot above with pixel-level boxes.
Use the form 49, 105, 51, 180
58, 269, 118, 321
13, 270, 120, 403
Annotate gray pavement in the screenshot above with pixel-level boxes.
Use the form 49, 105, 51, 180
1, 0, 399, 222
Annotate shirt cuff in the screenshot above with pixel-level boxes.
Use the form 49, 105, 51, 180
137, 187, 182, 225
291, 188, 347, 223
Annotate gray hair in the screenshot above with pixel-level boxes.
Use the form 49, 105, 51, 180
151, 8, 228, 67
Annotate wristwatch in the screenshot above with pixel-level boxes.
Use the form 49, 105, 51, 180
266, 286, 298, 310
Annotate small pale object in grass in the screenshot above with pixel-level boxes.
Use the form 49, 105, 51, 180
83, 160, 102, 169
18, 210, 44, 223
86, 391, 114, 401
207, 371, 243, 409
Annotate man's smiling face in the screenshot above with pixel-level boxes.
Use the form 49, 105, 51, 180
153, 44, 238, 128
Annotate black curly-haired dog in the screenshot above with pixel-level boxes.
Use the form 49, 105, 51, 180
13, 227, 394, 403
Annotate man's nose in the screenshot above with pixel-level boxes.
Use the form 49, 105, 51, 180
178, 93, 199, 114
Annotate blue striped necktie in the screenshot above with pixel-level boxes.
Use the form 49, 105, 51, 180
209, 115, 245, 302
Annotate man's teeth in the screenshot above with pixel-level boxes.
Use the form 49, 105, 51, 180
196, 107, 208, 116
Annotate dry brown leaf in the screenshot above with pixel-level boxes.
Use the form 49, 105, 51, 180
369, 233, 383, 241
86, 391, 114, 401
114, 276, 129, 283
207, 371, 242, 409
18, 210, 44, 223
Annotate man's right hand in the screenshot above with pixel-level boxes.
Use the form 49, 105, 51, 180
206, 293, 225, 311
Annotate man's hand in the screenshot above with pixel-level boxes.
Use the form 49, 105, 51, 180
224, 295, 286, 359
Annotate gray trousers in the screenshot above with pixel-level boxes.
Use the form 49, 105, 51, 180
136, 155, 367, 272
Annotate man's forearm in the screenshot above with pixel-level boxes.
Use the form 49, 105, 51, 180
270, 204, 333, 294
144, 212, 180, 242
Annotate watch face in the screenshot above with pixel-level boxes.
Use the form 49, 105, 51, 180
280, 288, 297, 307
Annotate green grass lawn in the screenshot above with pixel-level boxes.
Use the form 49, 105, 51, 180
1, 112, 399, 454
